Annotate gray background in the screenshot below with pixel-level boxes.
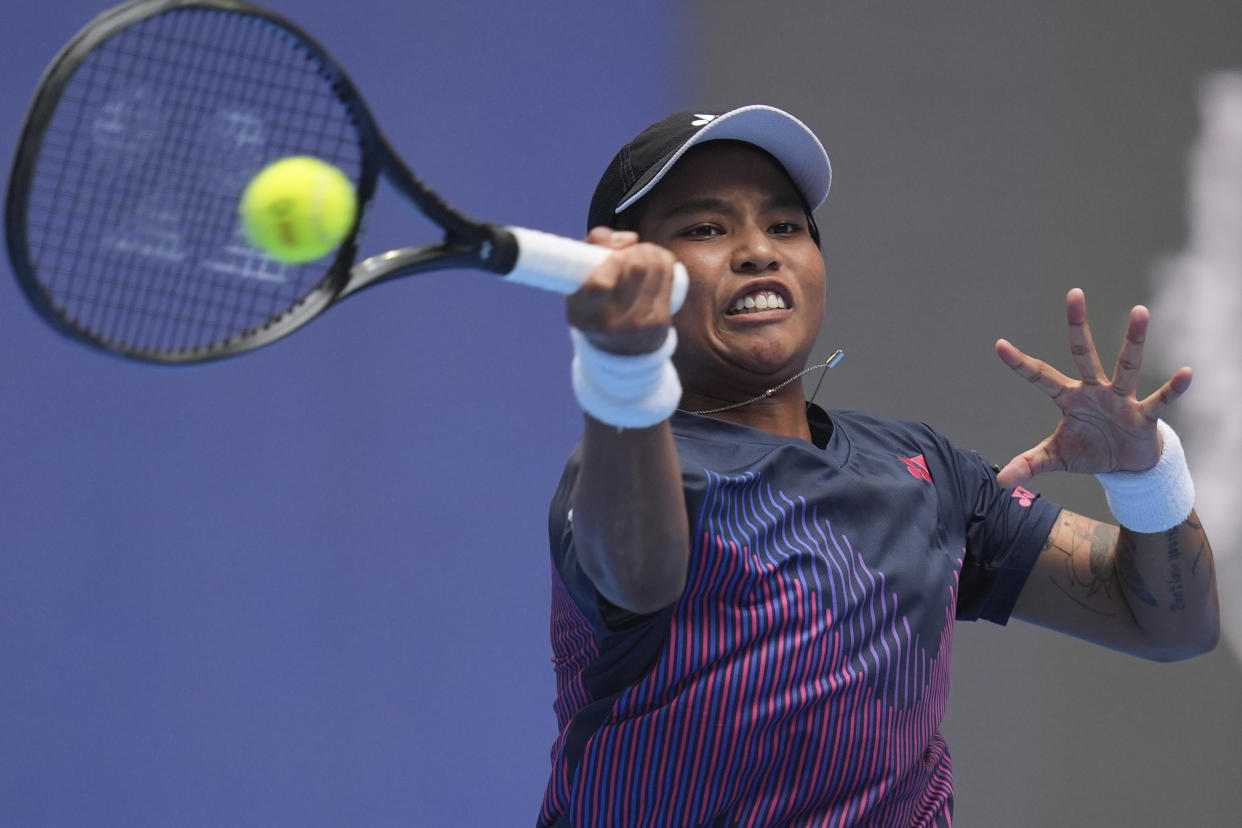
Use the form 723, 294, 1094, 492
693, 1, 1242, 825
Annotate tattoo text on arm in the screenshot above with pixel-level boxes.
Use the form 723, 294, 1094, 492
1165, 527, 1186, 612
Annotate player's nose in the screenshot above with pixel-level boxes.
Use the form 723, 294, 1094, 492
731, 225, 779, 273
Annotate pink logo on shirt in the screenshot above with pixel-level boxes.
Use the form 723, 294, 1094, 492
901, 455, 932, 482
1011, 486, 1035, 507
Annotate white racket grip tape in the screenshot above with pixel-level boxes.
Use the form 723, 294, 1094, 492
502, 226, 688, 313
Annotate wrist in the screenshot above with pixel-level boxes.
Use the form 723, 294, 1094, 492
570, 326, 682, 428
1095, 420, 1195, 533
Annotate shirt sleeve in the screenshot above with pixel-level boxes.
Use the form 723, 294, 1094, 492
547, 444, 611, 630
951, 445, 1062, 624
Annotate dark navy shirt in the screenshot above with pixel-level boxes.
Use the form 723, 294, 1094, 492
539, 407, 1060, 828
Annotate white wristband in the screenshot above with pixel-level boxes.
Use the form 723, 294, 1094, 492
1095, 420, 1195, 533
569, 327, 682, 428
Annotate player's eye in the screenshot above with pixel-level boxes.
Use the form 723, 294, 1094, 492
770, 220, 802, 235
682, 223, 723, 238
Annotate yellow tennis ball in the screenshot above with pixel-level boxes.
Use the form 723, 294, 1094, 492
239, 156, 356, 263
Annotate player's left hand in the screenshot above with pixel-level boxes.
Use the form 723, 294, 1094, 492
993, 287, 1194, 488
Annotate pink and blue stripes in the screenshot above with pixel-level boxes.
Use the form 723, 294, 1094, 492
542, 469, 961, 827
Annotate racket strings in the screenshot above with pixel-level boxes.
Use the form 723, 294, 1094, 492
21, 6, 367, 357
33, 26, 263, 351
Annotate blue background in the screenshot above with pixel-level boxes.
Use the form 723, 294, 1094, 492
1, 2, 680, 824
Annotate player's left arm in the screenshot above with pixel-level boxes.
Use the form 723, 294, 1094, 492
1012, 508, 1217, 660
995, 288, 1219, 660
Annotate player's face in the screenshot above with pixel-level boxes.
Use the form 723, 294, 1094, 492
635, 142, 826, 401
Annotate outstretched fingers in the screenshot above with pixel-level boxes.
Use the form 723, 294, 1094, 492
995, 338, 1074, 403
996, 436, 1060, 488
996, 289, 1196, 483
1065, 288, 1107, 385
1109, 304, 1149, 398
1138, 366, 1194, 422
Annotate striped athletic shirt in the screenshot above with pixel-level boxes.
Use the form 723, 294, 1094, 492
538, 407, 1059, 827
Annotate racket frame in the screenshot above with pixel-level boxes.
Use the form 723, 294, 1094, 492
5, 0, 522, 364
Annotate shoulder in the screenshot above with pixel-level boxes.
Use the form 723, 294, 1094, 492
827, 409, 960, 457
825, 409, 1007, 499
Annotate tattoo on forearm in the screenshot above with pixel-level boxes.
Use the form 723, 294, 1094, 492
1040, 511, 1216, 645
1186, 517, 1212, 577
1042, 517, 1135, 616
1166, 527, 1186, 612
1046, 577, 1116, 616
1087, 523, 1116, 599
1114, 530, 1159, 609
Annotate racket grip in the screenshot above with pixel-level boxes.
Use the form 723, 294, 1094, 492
501, 226, 688, 313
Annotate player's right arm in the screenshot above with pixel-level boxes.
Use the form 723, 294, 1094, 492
565, 228, 690, 614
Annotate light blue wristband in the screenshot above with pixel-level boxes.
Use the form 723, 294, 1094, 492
1096, 420, 1196, 533
569, 327, 681, 429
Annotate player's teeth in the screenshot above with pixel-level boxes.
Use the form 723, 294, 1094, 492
731, 290, 786, 314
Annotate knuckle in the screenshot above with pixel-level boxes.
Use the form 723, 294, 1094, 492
611, 248, 649, 275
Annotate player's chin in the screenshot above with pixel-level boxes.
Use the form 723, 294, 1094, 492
728, 336, 807, 376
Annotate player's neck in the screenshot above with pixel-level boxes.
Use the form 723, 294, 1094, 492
683, 385, 814, 442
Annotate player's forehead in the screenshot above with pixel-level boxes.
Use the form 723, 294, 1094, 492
640, 141, 804, 219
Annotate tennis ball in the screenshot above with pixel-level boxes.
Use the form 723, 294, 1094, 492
239, 156, 356, 263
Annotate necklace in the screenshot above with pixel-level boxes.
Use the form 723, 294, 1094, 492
677, 349, 844, 415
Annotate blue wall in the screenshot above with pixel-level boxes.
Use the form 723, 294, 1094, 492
0, 2, 681, 824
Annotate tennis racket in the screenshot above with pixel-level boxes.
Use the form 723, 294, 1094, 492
5, 0, 687, 364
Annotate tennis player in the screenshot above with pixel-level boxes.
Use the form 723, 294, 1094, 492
538, 106, 1218, 827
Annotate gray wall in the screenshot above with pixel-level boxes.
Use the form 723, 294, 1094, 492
693, 2, 1242, 825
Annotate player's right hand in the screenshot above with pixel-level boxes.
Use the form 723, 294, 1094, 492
567, 227, 678, 356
